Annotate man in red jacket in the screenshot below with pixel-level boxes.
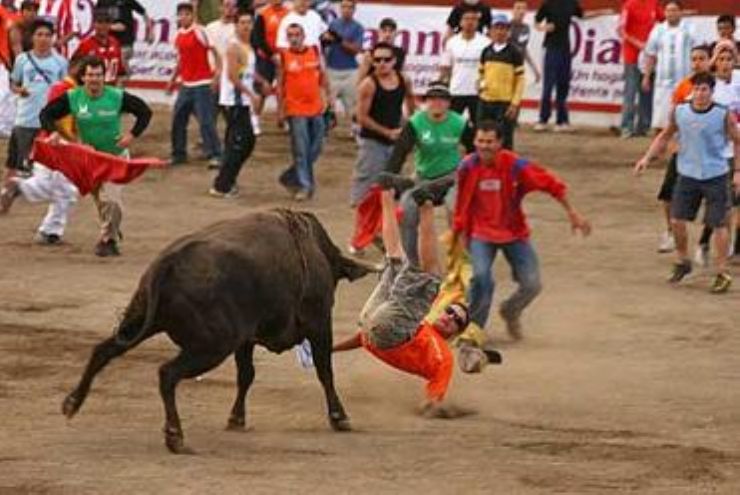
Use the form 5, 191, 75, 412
453, 120, 591, 344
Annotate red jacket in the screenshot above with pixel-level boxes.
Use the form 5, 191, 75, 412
452, 150, 567, 244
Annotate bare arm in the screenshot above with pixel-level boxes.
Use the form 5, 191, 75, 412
356, 77, 396, 139
523, 50, 541, 82
555, 195, 591, 236
641, 55, 656, 91
332, 332, 362, 352
403, 75, 416, 115
438, 64, 452, 84
355, 52, 371, 85
635, 108, 678, 173
9, 25, 22, 57
727, 113, 740, 187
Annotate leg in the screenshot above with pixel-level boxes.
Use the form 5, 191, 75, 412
305, 114, 326, 191
288, 117, 312, 193
170, 89, 194, 161
380, 189, 405, 260
555, 49, 571, 125
350, 139, 388, 206
399, 189, 421, 266
417, 201, 441, 276
671, 219, 690, 262
539, 49, 556, 124
467, 96, 480, 128
37, 170, 78, 237
159, 350, 230, 454
193, 86, 222, 159
636, 67, 652, 135
468, 239, 497, 329
227, 342, 255, 430
213, 106, 256, 193
308, 318, 350, 431
94, 182, 124, 245
500, 240, 542, 339
620, 64, 638, 134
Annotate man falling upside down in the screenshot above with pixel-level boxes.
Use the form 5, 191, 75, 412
333, 174, 501, 417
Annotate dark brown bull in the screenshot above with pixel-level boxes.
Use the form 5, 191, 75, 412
62, 209, 372, 453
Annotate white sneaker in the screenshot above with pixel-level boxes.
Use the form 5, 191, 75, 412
347, 244, 364, 257
657, 231, 675, 253
554, 124, 575, 133
694, 244, 710, 268
533, 123, 548, 132
251, 115, 262, 136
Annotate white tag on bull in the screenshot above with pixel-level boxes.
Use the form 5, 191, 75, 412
295, 339, 315, 369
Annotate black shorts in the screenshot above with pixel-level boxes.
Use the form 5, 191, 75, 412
656, 153, 678, 202
671, 173, 731, 228
254, 55, 276, 94
6, 126, 39, 171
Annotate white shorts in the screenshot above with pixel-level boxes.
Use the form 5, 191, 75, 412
652, 82, 674, 130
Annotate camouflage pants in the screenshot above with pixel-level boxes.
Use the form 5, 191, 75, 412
359, 258, 441, 349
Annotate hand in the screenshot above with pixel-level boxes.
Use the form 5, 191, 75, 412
386, 128, 402, 141
211, 78, 220, 92
534, 71, 541, 84
145, 28, 155, 44
47, 132, 62, 146
17, 87, 30, 98
634, 156, 650, 175
545, 22, 555, 33
116, 132, 134, 149
641, 76, 651, 93
568, 210, 591, 236
165, 80, 176, 95
505, 104, 519, 121
733, 170, 740, 192
249, 93, 260, 110
111, 22, 126, 32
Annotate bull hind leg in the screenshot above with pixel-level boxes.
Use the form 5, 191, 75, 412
159, 350, 230, 454
62, 334, 146, 419
226, 342, 255, 431
308, 323, 351, 432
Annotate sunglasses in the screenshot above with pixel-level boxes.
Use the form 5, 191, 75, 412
445, 306, 467, 329
373, 56, 394, 64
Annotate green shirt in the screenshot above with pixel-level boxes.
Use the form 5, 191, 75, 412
409, 111, 467, 179
68, 86, 124, 155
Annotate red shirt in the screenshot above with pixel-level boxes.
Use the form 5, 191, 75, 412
360, 322, 453, 402
453, 151, 567, 244
258, 3, 289, 54
620, 0, 663, 65
279, 46, 323, 117
73, 34, 125, 83
174, 26, 213, 86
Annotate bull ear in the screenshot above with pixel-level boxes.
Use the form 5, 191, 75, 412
339, 256, 380, 282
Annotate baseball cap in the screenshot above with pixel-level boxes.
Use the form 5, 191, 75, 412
425, 81, 451, 99
490, 13, 511, 26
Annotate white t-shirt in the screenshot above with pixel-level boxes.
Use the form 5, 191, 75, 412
644, 20, 697, 87
219, 38, 256, 107
713, 70, 740, 158
442, 32, 490, 96
206, 19, 236, 60
276, 10, 327, 49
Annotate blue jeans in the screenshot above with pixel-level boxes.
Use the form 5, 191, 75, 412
399, 179, 456, 267
281, 115, 325, 193
468, 238, 542, 328
539, 47, 572, 125
620, 63, 653, 135
171, 84, 222, 161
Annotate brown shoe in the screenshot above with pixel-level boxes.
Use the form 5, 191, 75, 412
0, 180, 20, 214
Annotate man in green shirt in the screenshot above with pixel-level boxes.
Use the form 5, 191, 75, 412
39, 55, 152, 257
385, 81, 474, 265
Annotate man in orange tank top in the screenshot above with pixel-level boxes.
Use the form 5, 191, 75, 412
276, 22, 328, 201
252, 0, 289, 134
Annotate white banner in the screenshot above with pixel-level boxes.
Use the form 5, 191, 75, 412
35, 1, 718, 124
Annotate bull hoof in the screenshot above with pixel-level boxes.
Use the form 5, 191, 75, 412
164, 428, 194, 455
329, 414, 352, 432
61, 393, 81, 418
226, 416, 246, 431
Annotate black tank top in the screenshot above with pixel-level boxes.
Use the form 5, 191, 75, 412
360, 72, 406, 145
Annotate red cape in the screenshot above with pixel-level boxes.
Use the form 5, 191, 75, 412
31, 139, 167, 196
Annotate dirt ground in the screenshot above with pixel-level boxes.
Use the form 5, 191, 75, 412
1, 109, 739, 494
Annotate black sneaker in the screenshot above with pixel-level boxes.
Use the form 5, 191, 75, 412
709, 272, 732, 294
278, 169, 300, 195
668, 260, 692, 284
95, 239, 121, 257
411, 176, 455, 206
483, 348, 503, 365
375, 172, 415, 195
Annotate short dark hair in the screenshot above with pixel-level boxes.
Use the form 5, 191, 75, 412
717, 14, 735, 28
458, 3, 482, 17
287, 23, 304, 32
372, 42, 396, 55
79, 55, 106, 77
176, 2, 194, 13
31, 18, 54, 35
20, 0, 39, 11
663, 0, 682, 8
93, 8, 112, 22
475, 119, 504, 139
690, 72, 715, 89
379, 18, 397, 30
690, 45, 712, 58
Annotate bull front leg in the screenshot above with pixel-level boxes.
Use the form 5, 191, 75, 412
227, 342, 255, 431
308, 317, 351, 432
